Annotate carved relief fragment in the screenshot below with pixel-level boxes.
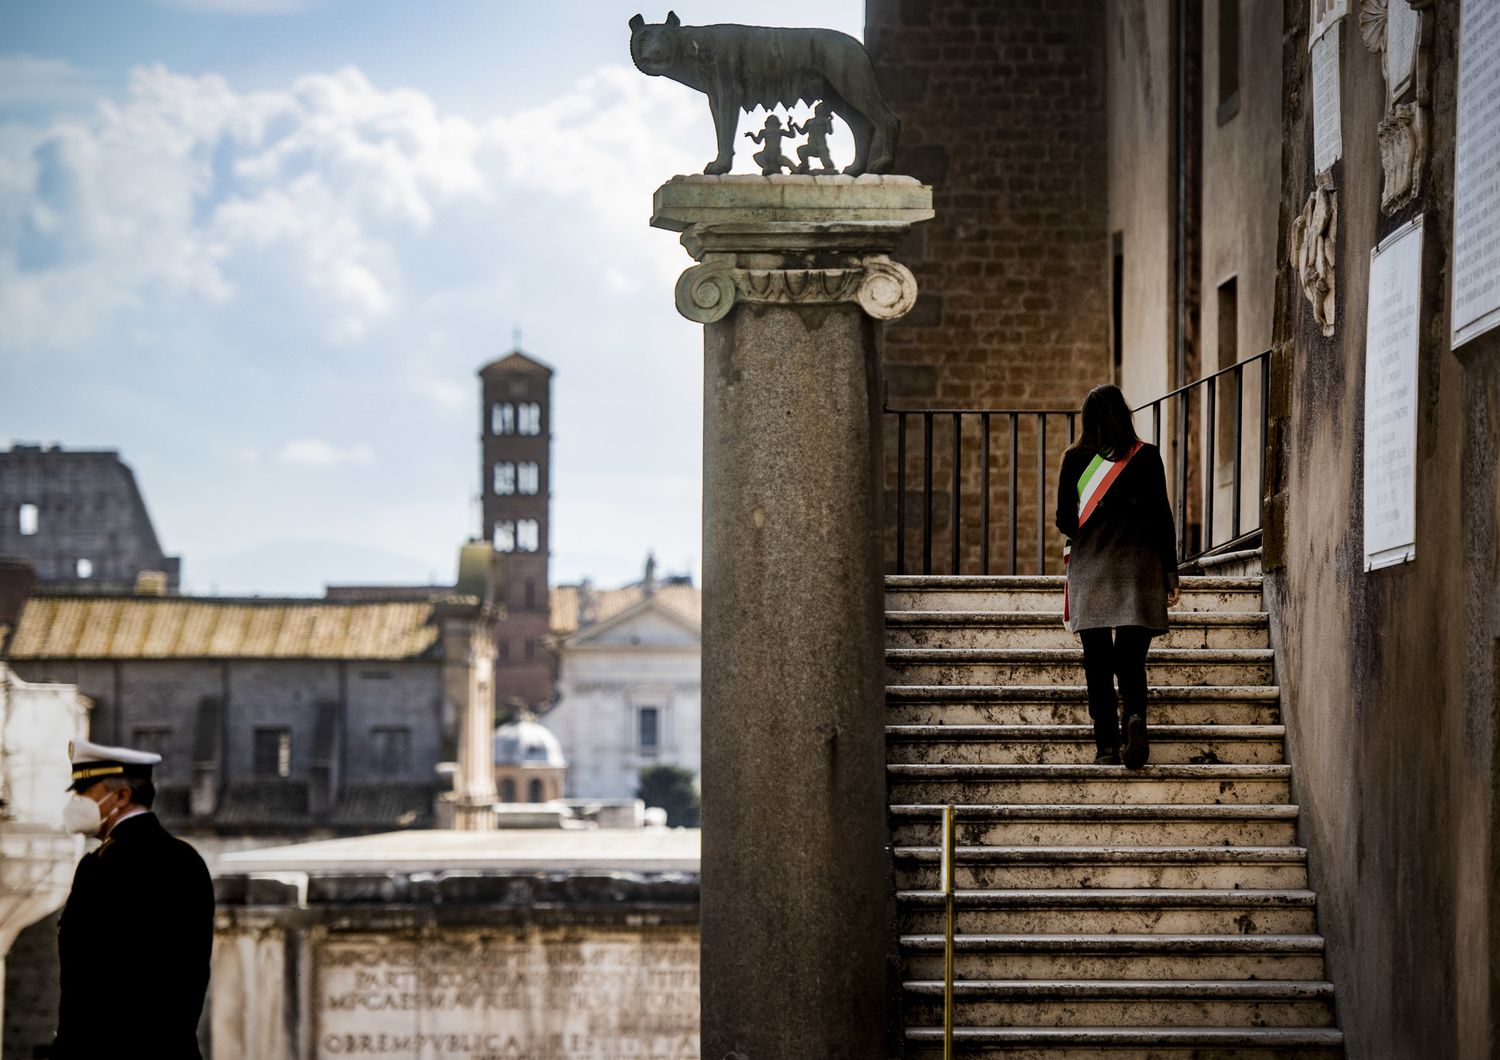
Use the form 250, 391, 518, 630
1289, 180, 1339, 337
674, 257, 918, 323
1377, 102, 1427, 215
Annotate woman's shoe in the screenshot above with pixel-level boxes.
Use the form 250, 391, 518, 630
1122, 715, 1150, 769
1094, 749, 1121, 765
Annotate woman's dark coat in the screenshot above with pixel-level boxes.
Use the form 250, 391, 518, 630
1055, 442, 1180, 634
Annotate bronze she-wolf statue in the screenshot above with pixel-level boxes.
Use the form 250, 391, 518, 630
629, 11, 900, 176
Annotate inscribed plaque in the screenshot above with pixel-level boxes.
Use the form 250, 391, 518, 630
1312, 24, 1344, 174
1384, 0, 1419, 100
1453, 0, 1500, 348
316, 929, 700, 1060
1363, 216, 1422, 572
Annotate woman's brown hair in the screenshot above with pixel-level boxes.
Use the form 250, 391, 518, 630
1075, 384, 1140, 460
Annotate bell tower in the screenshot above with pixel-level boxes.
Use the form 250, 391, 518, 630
478, 347, 554, 714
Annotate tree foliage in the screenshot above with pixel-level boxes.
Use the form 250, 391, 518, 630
636, 763, 701, 827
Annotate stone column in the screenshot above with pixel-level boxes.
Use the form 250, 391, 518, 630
653, 174, 932, 1059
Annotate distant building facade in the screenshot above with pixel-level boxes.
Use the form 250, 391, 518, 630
547, 568, 701, 800
0, 445, 181, 593
479, 351, 554, 715
1, 586, 496, 846
492, 714, 567, 804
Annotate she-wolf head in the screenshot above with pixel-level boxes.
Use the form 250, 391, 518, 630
628, 11, 682, 74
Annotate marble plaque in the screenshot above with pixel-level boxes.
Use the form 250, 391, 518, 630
1384, 0, 1418, 100
1363, 216, 1423, 571
1312, 24, 1344, 174
316, 929, 700, 1059
1453, 0, 1500, 348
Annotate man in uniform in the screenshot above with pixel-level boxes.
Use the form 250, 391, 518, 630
50, 738, 214, 1058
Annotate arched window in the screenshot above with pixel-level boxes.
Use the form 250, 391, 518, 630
492, 521, 515, 553
492, 403, 515, 435
527, 778, 544, 803
516, 519, 539, 552
517, 402, 542, 435
500, 778, 516, 803
494, 462, 516, 495
517, 461, 539, 494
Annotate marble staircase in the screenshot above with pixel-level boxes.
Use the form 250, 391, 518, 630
886, 574, 1345, 1059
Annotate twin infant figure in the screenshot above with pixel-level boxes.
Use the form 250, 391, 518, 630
744, 102, 837, 175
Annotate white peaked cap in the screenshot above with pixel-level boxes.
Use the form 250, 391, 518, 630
68, 737, 163, 789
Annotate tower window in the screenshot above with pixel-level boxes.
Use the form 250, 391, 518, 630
18, 503, 38, 536
492, 403, 515, 436
518, 402, 542, 435
516, 519, 539, 552
254, 728, 293, 778
518, 461, 540, 495
1217, 0, 1241, 125
639, 706, 661, 754
493, 520, 515, 553
371, 726, 411, 776
76, 558, 93, 578
494, 462, 516, 495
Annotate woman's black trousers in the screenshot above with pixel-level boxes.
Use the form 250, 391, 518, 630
1077, 625, 1153, 755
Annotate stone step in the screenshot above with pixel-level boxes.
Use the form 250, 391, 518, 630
893, 845, 1308, 890
888, 685, 1281, 726
887, 724, 1285, 765
903, 1025, 1344, 1059
886, 575, 1264, 614
888, 763, 1292, 805
900, 932, 1329, 981
901, 978, 1336, 1028
895, 888, 1318, 935
887, 648, 1274, 686
888, 803, 1300, 847
886, 610, 1270, 650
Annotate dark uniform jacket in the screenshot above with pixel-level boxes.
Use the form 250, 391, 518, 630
1055, 442, 1179, 634
53, 812, 213, 1059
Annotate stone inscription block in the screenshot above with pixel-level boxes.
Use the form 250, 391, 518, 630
1453, 0, 1500, 348
1363, 216, 1422, 571
315, 928, 700, 1060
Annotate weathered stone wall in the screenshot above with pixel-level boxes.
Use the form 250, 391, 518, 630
0, 446, 180, 592
867, 0, 1111, 574
3, 912, 59, 1060
211, 874, 700, 1060
1265, 1, 1498, 1055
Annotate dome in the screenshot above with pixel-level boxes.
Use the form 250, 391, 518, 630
493, 716, 566, 768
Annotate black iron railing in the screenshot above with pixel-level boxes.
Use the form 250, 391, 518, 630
885, 350, 1271, 575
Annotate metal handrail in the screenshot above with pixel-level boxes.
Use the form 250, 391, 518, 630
885, 350, 1271, 574
941, 803, 956, 1058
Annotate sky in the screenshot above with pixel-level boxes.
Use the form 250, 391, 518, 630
0, 0, 863, 595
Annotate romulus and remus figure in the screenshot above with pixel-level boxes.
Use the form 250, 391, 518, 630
628, 11, 900, 176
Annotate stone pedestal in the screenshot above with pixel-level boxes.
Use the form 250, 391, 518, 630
653, 174, 932, 1059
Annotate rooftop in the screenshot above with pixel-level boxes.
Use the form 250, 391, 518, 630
4, 594, 478, 660
218, 826, 700, 874
550, 580, 700, 635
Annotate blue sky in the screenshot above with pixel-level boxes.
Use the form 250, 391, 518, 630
0, 0, 863, 595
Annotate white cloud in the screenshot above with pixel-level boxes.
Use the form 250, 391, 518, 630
275, 438, 374, 468
0, 55, 100, 109
0, 60, 715, 354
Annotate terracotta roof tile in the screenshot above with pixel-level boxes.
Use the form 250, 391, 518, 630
5, 596, 454, 660
550, 582, 700, 635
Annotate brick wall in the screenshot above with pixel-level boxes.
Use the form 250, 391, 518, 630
867, 0, 1112, 573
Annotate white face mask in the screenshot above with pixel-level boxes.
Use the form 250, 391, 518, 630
62, 793, 103, 836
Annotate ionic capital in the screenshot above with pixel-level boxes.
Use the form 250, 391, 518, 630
673, 256, 918, 323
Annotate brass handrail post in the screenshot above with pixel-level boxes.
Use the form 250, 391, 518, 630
941, 803, 956, 1058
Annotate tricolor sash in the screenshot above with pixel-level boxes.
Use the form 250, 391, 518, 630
1063, 441, 1144, 624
